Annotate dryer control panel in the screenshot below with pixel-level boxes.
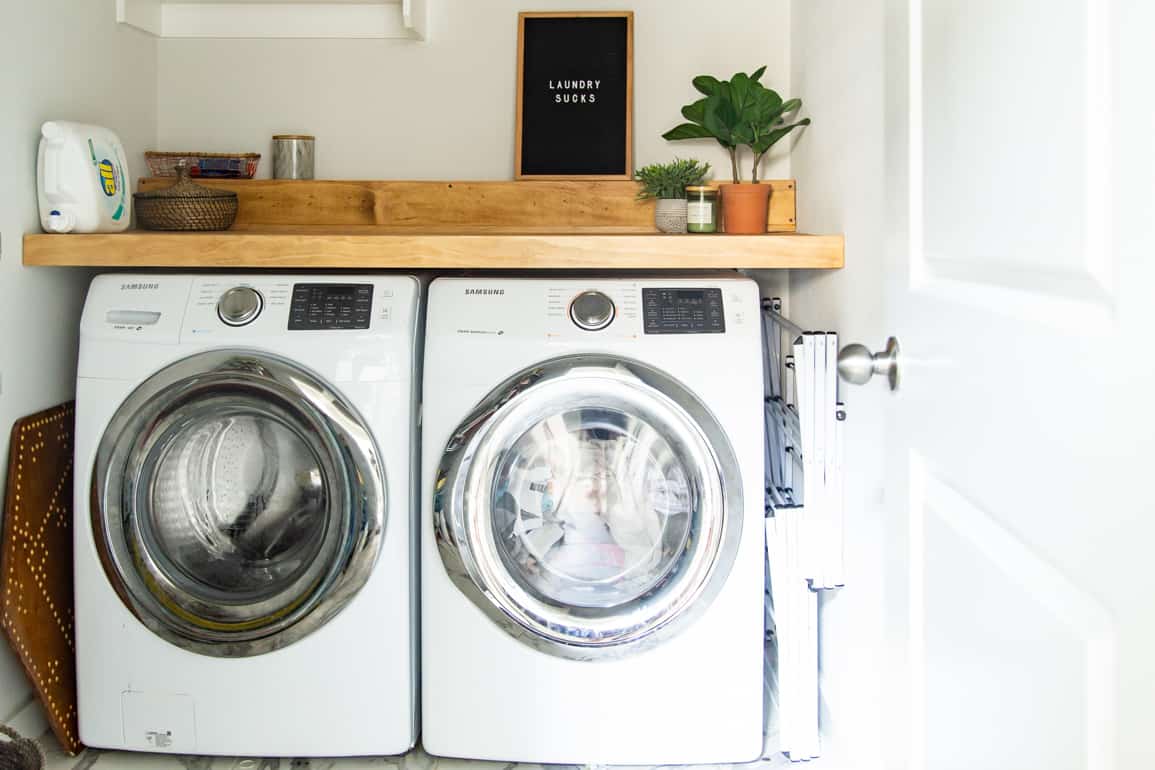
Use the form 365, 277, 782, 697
433, 278, 755, 344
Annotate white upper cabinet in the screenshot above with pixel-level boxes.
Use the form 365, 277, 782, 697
116, 0, 428, 40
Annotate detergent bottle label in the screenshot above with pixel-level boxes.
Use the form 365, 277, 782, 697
89, 137, 127, 222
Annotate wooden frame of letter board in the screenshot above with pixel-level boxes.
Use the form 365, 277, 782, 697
515, 11, 634, 180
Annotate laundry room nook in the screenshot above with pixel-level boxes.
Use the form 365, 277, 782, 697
2, 1, 1153, 770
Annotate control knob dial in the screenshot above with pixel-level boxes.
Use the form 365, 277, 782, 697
569, 291, 616, 331
217, 286, 263, 327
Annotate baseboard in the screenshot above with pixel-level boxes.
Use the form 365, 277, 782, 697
1, 695, 49, 740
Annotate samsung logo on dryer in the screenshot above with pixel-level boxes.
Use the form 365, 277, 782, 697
121, 282, 159, 291
464, 288, 505, 296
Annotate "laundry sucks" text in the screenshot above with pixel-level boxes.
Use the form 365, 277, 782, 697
549, 78, 601, 104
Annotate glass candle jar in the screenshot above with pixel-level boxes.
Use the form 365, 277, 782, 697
685, 186, 719, 233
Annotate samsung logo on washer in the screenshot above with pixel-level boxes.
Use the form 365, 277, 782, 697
121, 282, 159, 291
464, 288, 505, 296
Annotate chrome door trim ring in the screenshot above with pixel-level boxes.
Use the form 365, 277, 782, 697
92, 349, 386, 657
434, 354, 743, 661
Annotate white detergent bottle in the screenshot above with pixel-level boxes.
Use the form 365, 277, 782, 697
37, 121, 132, 233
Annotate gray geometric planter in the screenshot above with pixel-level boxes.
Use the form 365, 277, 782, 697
654, 198, 688, 234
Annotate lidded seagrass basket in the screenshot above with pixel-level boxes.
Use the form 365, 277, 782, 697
134, 161, 238, 231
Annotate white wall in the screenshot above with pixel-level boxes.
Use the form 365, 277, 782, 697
788, 1, 889, 767
0, 0, 156, 729
157, 0, 793, 182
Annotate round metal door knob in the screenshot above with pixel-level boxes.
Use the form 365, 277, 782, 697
569, 290, 616, 331
837, 337, 901, 391
217, 286, 263, 327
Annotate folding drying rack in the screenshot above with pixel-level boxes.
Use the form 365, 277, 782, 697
760, 297, 847, 763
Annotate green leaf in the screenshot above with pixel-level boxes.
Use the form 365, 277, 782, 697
692, 75, 723, 96
750, 118, 811, 153
662, 123, 716, 141
704, 93, 739, 146
681, 98, 708, 125
763, 99, 801, 128
734, 123, 757, 146
749, 65, 767, 83
730, 72, 752, 114
716, 80, 733, 107
749, 86, 783, 125
702, 105, 729, 143
779, 97, 802, 114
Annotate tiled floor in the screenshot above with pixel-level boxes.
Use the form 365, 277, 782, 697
40, 738, 477, 770
36, 733, 790, 770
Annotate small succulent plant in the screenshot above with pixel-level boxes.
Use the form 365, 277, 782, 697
633, 158, 712, 200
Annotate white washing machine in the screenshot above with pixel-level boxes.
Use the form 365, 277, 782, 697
74, 274, 420, 757
422, 276, 765, 765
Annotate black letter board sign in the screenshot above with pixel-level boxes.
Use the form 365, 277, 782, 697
515, 12, 634, 180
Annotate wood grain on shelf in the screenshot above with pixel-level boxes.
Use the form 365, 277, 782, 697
25, 178, 835, 270
22, 231, 843, 269
135, 178, 798, 232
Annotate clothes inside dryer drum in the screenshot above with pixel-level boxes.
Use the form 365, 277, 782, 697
145, 409, 328, 603
490, 406, 693, 609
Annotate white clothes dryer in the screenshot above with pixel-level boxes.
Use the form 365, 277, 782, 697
422, 276, 765, 765
74, 274, 420, 757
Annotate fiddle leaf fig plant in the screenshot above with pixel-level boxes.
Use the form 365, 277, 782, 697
663, 66, 810, 184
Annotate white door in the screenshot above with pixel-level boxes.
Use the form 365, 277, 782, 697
787, 0, 1155, 767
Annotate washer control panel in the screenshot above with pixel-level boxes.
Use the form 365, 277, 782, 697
642, 288, 725, 334
289, 283, 373, 330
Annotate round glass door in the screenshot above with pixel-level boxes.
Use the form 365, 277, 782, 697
492, 407, 694, 608
93, 350, 385, 657
435, 355, 742, 660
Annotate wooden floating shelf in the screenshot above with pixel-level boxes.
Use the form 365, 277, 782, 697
22, 178, 844, 269
22, 229, 843, 269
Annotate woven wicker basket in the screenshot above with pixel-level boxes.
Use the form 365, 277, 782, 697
0, 725, 44, 770
146, 151, 260, 179
134, 162, 238, 231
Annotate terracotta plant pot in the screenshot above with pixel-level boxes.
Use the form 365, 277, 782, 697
719, 183, 771, 234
